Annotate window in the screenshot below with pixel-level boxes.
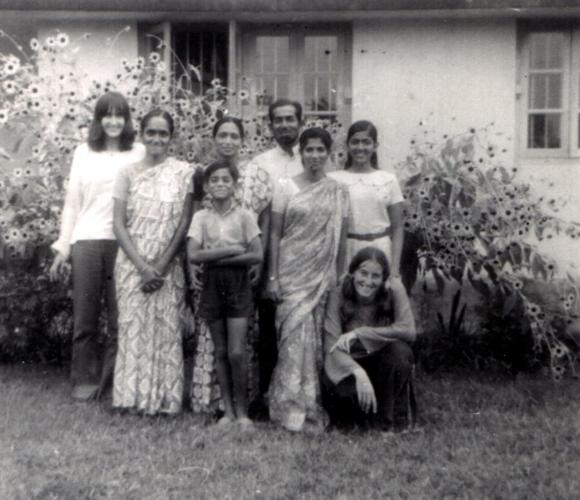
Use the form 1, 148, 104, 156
138, 23, 352, 125
173, 26, 228, 94
520, 24, 580, 158
241, 25, 351, 124
139, 22, 228, 94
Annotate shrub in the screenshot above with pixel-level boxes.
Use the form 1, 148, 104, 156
0, 28, 345, 362
398, 123, 580, 378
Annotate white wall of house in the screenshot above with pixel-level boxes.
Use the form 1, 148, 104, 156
352, 18, 579, 272
352, 18, 517, 171
37, 20, 138, 92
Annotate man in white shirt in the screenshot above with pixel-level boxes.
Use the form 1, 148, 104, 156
249, 99, 304, 416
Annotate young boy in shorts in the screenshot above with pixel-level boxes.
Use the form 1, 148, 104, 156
187, 160, 263, 428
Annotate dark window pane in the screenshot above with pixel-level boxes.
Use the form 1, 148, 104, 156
528, 113, 561, 149
173, 27, 227, 95
546, 114, 561, 148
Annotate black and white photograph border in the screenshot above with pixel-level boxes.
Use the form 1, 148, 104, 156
1, 1, 580, 499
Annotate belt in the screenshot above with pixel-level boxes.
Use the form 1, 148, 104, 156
347, 227, 391, 241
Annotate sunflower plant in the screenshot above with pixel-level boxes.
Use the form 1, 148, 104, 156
397, 122, 580, 378
0, 28, 345, 361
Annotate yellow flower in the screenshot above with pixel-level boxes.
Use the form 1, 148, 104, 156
0, 109, 8, 125
30, 38, 40, 51
3, 57, 20, 76
149, 52, 161, 64
28, 84, 40, 96
56, 33, 69, 48
552, 345, 567, 359
3, 81, 17, 95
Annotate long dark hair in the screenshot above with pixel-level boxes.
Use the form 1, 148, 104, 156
87, 91, 135, 152
345, 120, 378, 169
340, 246, 393, 326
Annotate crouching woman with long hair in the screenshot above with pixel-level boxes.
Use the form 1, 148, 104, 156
322, 246, 417, 432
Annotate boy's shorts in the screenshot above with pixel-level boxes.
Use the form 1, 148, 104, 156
199, 266, 253, 321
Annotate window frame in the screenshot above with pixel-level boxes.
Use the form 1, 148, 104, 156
240, 23, 352, 125
519, 22, 580, 159
572, 27, 580, 158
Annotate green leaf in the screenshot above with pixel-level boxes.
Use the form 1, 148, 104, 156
404, 173, 422, 187
531, 254, 547, 280
467, 269, 490, 299
502, 291, 518, 318
432, 268, 446, 294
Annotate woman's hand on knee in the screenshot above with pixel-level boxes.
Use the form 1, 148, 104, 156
385, 274, 402, 289
353, 368, 377, 414
330, 331, 357, 353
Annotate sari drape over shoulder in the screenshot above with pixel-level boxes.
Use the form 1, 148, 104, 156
269, 176, 349, 432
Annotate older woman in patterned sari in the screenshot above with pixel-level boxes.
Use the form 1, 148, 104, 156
267, 127, 349, 432
112, 109, 193, 415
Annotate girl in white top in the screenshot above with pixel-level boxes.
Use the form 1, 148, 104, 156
49, 92, 145, 402
329, 120, 404, 279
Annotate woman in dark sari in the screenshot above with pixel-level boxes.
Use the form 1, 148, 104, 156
267, 127, 349, 432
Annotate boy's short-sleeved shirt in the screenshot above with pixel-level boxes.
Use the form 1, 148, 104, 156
188, 204, 260, 249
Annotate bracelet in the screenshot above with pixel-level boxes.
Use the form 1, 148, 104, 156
268, 276, 277, 281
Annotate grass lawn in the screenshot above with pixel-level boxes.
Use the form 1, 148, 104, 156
1, 363, 579, 500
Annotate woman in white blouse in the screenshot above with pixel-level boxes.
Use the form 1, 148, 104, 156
329, 120, 405, 279
49, 92, 145, 402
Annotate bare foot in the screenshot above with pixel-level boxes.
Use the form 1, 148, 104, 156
238, 417, 254, 430
216, 415, 233, 427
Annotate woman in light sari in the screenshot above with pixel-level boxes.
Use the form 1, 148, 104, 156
267, 127, 349, 432
112, 109, 193, 415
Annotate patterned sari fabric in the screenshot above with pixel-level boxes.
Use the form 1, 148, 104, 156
113, 158, 191, 415
269, 177, 349, 432
190, 162, 272, 414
